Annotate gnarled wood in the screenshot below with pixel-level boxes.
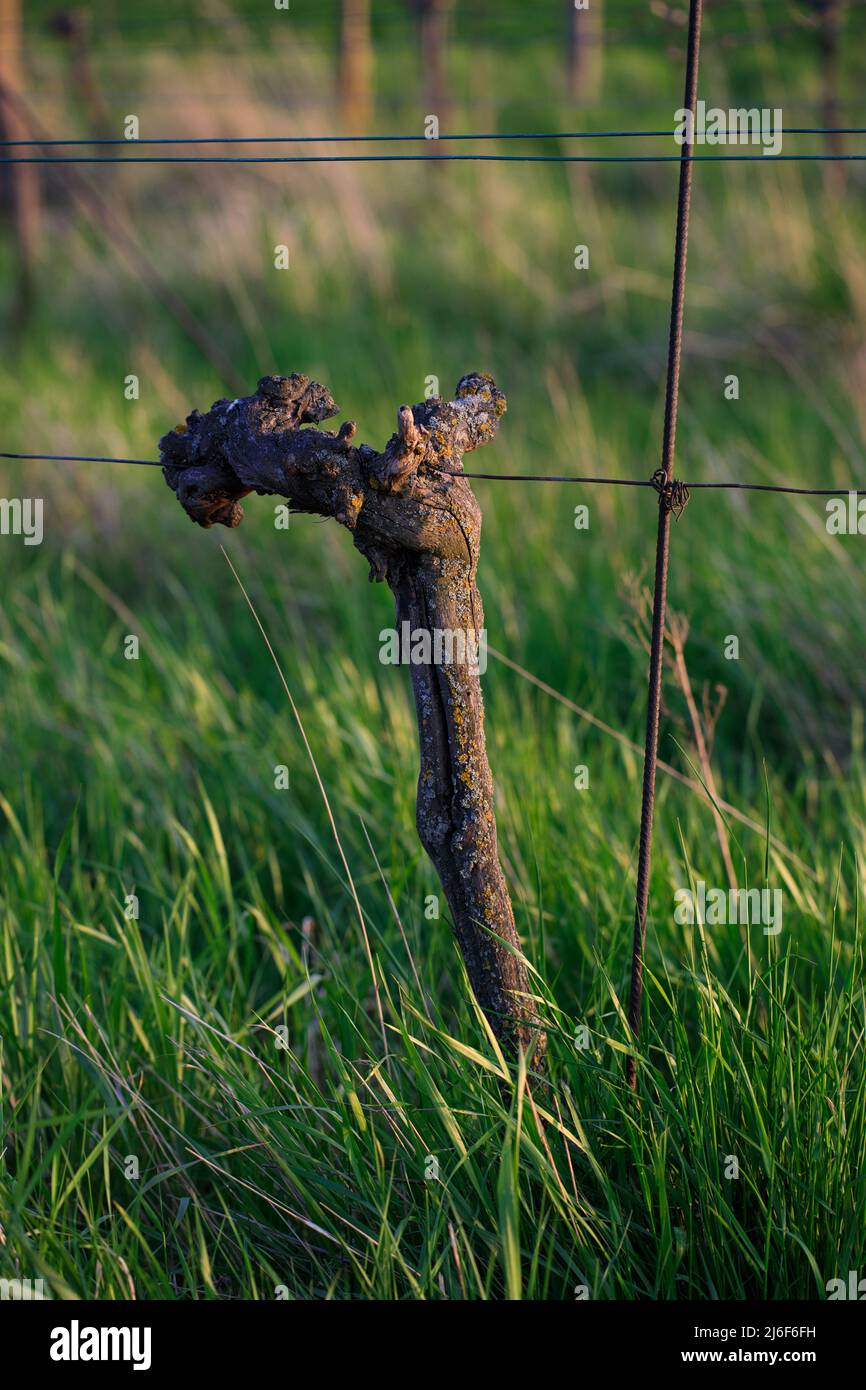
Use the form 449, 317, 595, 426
160, 372, 544, 1063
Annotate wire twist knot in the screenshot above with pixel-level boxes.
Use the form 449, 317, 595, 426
650, 467, 690, 518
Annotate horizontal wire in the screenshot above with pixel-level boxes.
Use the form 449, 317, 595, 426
1, 127, 864, 147
0, 452, 160, 465
3, 154, 866, 165
2, 453, 861, 496
430, 468, 861, 495
0, 30, 850, 54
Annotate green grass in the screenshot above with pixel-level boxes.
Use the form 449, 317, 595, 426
1, 8, 866, 1299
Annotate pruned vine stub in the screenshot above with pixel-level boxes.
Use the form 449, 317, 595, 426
160, 372, 545, 1064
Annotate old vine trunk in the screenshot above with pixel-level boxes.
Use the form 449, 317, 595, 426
159, 371, 544, 1063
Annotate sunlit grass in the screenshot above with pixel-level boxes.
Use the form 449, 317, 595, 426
1, 16, 865, 1299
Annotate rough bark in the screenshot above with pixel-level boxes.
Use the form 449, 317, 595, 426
159, 372, 544, 1063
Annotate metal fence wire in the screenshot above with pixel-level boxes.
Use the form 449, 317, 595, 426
2, 0, 863, 1086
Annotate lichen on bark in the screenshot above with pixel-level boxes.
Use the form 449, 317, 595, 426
160, 371, 544, 1064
